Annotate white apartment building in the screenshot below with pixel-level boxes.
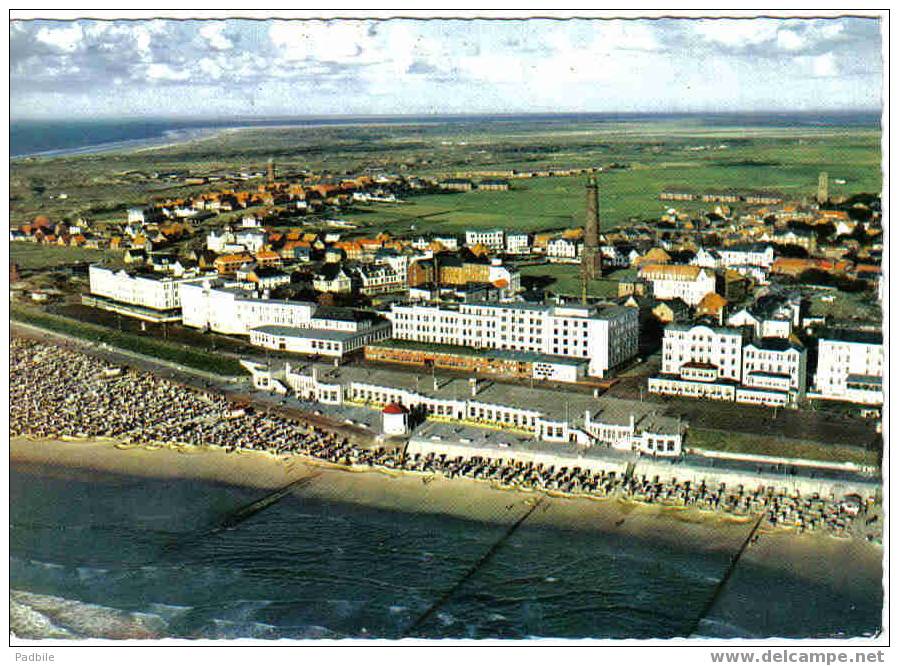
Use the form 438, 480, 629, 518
728, 309, 793, 340
812, 330, 884, 405
206, 228, 241, 253
88, 264, 208, 313
546, 237, 582, 263
695, 244, 775, 271
637, 264, 717, 306
180, 281, 317, 334
206, 227, 267, 254
179, 281, 390, 358
351, 264, 404, 295
234, 229, 267, 253
127, 207, 162, 225
727, 292, 802, 340
465, 229, 505, 251
649, 324, 745, 401
388, 301, 638, 378
433, 236, 460, 251
505, 232, 531, 255
740, 338, 807, 406
692, 248, 722, 269
650, 323, 813, 407
375, 251, 412, 285
660, 324, 744, 382
718, 244, 775, 269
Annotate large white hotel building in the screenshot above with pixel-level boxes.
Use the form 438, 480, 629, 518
387, 301, 639, 378
87, 264, 208, 321
179, 281, 390, 358
649, 323, 808, 407
811, 330, 883, 405
651, 323, 882, 407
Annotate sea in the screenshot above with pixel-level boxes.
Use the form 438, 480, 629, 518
9, 111, 881, 160
10, 462, 883, 641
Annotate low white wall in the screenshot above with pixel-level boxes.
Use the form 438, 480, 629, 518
688, 447, 875, 474
634, 457, 880, 500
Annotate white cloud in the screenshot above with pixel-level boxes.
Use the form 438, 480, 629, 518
146, 63, 190, 81
35, 23, 83, 52
819, 21, 845, 39
812, 53, 838, 77
269, 20, 377, 63
134, 27, 152, 55
198, 57, 224, 79
692, 19, 780, 47
776, 29, 805, 51
200, 23, 233, 51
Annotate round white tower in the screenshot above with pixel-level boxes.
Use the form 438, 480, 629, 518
382, 403, 410, 437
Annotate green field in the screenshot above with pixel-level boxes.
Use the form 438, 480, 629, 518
339, 126, 882, 236
11, 305, 246, 376
806, 288, 881, 321
687, 426, 877, 467
518, 263, 634, 298
10, 119, 882, 235
10, 243, 120, 269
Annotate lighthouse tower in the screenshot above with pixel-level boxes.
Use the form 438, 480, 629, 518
581, 169, 602, 283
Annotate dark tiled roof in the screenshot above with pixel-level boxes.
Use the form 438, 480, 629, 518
821, 328, 883, 345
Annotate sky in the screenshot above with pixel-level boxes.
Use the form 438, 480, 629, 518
9, 16, 883, 120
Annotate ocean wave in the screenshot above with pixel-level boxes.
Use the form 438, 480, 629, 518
202, 618, 280, 639
76, 566, 110, 581
694, 616, 757, 639
436, 611, 456, 626
146, 603, 194, 621
10, 596, 77, 639
197, 618, 339, 640
10, 590, 168, 640
26, 558, 65, 571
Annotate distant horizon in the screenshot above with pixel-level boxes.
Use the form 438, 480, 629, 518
10, 109, 884, 124
10, 108, 882, 160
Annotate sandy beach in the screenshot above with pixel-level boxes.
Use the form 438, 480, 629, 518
11, 437, 744, 541
11, 437, 883, 570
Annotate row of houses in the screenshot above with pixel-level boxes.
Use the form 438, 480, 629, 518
659, 189, 784, 205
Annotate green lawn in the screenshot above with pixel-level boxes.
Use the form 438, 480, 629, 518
687, 427, 877, 467
806, 289, 881, 322
10, 243, 121, 269
11, 304, 246, 376
338, 128, 881, 236
518, 263, 634, 298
